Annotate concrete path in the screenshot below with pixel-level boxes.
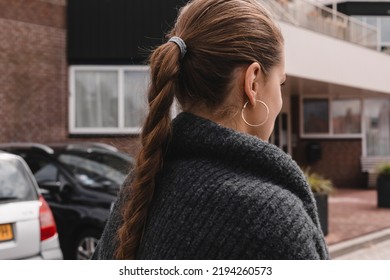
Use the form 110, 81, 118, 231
330, 228, 390, 260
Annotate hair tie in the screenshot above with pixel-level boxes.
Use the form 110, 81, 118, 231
169, 36, 187, 59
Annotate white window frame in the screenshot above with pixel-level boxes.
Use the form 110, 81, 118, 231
300, 95, 364, 139
69, 65, 150, 135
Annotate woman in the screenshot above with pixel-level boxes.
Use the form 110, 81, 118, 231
93, 0, 329, 260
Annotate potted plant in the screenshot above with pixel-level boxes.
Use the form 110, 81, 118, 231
376, 163, 390, 208
304, 169, 334, 236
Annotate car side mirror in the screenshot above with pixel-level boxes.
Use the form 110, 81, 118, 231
38, 181, 62, 193
39, 181, 72, 202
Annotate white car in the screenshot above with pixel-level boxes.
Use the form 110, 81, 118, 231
0, 152, 63, 259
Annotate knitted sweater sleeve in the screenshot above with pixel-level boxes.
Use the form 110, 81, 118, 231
246, 187, 329, 260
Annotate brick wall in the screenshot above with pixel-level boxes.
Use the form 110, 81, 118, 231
294, 139, 366, 188
0, 0, 65, 28
0, 0, 67, 142
290, 95, 367, 188
0, 0, 141, 157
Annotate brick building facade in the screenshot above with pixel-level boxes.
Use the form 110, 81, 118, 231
0, 0, 141, 156
290, 96, 367, 188
0, 0, 67, 143
1, 0, 390, 188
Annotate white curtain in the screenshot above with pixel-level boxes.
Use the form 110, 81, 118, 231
75, 71, 118, 128
365, 99, 390, 156
124, 70, 149, 128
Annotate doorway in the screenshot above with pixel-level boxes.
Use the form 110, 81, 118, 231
270, 96, 291, 154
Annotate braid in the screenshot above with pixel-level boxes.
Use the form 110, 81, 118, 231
115, 44, 180, 259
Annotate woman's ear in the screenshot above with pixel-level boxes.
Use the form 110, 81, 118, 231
243, 62, 262, 106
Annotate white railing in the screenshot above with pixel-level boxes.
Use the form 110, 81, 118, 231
261, 0, 379, 50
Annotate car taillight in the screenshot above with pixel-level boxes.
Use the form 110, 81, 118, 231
39, 195, 57, 241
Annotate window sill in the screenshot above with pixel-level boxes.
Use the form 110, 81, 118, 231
300, 134, 363, 139
69, 128, 141, 136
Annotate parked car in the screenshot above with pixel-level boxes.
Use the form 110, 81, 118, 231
0, 142, 134, 259
0, 151, 63, 259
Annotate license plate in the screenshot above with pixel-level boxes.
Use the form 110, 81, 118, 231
0, 224, 14, 242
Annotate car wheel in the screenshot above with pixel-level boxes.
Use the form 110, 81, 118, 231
75, 230, 101, 260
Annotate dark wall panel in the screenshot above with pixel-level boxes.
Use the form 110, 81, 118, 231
67, 0, 188, 64
335, 2, 390, 16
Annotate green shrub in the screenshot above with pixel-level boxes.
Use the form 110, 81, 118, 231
304, 168, 334, 194
377, 163, 390, 176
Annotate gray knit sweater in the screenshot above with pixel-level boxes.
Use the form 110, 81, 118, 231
92, 112, 329, 260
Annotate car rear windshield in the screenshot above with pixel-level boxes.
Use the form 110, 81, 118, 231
57, 151, 131, 189
0, 157, 38, 203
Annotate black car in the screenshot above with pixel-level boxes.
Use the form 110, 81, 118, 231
0, 142, 134, 259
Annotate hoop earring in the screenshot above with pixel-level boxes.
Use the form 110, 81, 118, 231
241, 100, 269, 127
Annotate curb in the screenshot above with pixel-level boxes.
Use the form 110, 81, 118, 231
329, 228, 390, 259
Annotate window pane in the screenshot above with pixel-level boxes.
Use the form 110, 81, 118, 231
303, 99, 329, 133
0, 158, 37, 202
381, 17, 390, 43
23, 153, 59, 183
124, 70, 149, 128
58, 152, 129, 188
364, 99, 390, 156
366, 17, 378, 28
332, 99, 361, 134
353, 16, 364, 22
75, 71, 118, 128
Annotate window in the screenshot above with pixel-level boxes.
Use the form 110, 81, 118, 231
353, 16, 390, 48
381, 17, 390, 44
22, 153, 71, 191
364, 99, 390, 156
75, 71, 118, 128
124, 70, 149, 128
57, 151, 130, 188
301, 97, 362, 137
70, 66, 149, 134
23, 153, 60, 183
303, 98, 329, 134
0, 158, 37, 202
332, 99, 361, 134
